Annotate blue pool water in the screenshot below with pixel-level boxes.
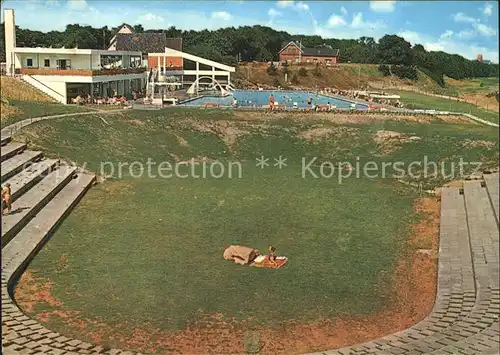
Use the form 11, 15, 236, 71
180, 90, 368, 110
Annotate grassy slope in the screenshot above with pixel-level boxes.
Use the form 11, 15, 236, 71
446, 77, 499, 94
0, 76, 89, 128
445, 76, 499, 112
389, 90, 499, 124
14, 109, 499, 347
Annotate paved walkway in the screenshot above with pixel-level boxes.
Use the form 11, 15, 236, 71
1, 113, 499, 354
1, 109, 124, 142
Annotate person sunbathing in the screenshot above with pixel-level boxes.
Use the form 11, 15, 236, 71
267, 246, 277, 265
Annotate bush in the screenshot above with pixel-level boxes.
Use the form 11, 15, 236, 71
273, 78, 281, 87
267, 63, 277, 76
281, 62, 289, 74
378, 64, 391, 76
298, 67, 308, 77
312, 66, 322, 77
291, 74, 299, 84
419, 66, 445, 87
392, 65, 418, 80
222, 55, 237, 66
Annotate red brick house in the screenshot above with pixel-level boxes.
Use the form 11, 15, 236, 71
279, 41, 339, 65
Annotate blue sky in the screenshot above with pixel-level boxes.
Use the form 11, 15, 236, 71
2, 0, 499, 62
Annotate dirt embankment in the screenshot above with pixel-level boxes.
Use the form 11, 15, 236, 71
233, 63, 438, 91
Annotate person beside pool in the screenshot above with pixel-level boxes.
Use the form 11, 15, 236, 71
269, 94, 275, 108
232, 98, 238, 107
307, 97, 313, 109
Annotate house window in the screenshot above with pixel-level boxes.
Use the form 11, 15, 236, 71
44, 59, 50, 67
26, 58, 33, 67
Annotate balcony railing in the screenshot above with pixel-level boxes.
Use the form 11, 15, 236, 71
17, 67, 146, 76
164, 67, 183, 71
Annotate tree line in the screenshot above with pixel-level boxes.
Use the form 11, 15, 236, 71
0, 22, 498, 86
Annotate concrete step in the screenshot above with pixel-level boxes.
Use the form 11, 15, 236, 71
483, 172, 499, 226
0, 151, 43, 182
0, 142, 26, 162
464, 180, 500, 288
1, 135, 11, 146
1, 165, 77, 248
2, 173, 96, 277
2, 159, 59, 203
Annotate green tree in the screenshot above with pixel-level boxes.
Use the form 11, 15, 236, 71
4, 20, 497, 83
378, 35, 413, 65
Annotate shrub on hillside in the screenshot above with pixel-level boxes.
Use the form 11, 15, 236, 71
392, 65, 418, 80
281, 62, 289, 74
273, 78, 281, 87
312, 65, 322, 77
419, 67, 445, 87
291, 74, 299, 84
267, 63, 278, 76
378, 64, 391, 76
222, 55, 238, 66
298, 67, 308, 77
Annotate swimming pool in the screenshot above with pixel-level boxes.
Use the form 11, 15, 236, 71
179, 90, 368, 109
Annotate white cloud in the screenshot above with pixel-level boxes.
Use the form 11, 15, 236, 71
276, 0, 311, 13
453, 12, 478, 23
473, 22, 496, 36
45, 0, 60, 7
211, 11, 232, 21
268, 8, 281, 17
351, 12, 385, 30
67, 0, 87, 11
458, 29, 475, 39
440, 30, 454, 39
482, 3, 493, 16
136, 13, 164, 23
369, 1, 396, 13
398, 30, 499, 63
340, 6, 348, 16
276, 0, 294, 8
327, 14, 346, 27
295, 2, 309, 11
397, 30, 421, 44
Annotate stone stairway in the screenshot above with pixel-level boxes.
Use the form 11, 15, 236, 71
1, 136, 98, 354
1, 137, 96, 247
307, 173, 500, 355
1, 151, 499, 354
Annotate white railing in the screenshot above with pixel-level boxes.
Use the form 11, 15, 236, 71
20, 75, 66, 104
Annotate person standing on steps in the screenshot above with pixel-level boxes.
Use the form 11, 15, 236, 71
1, 183, 12, 216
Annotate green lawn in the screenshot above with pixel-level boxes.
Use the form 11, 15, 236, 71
451, 77, 499, 93
13, 108, 500, 352
391, 90, 500, 124
32, 166, 413, 328
1, 100, 91, 128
